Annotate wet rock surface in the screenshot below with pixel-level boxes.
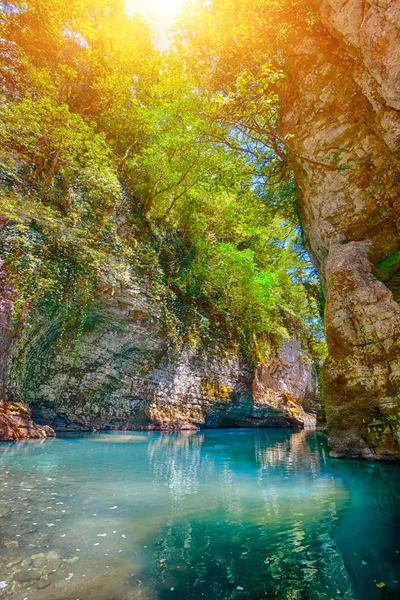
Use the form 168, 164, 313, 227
252, 336, 319, 428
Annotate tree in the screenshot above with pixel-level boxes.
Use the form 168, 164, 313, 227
0, 0, 325, 365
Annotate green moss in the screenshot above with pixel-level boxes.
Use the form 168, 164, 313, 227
373, 250, 400, 282
201, 380, 232, 402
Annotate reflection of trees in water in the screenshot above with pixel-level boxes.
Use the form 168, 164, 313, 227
0, 437, 55, 464
254, 429, 321, 472
147, 432, 206, 506
144, 430, 356, 599
263, 478, 355, 599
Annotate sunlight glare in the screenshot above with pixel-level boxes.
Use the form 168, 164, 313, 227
125, 0, 185, 19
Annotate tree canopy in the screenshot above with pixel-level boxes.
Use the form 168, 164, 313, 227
0, 0, 325, 364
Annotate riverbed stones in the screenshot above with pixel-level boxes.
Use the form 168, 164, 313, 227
19, 559, 33, 568
31, 553, 45, 560
13, 568, 41, 583
6, 559, 22, 568
4, 541, 18, 549
35, 577, 51, 589
63, 556, 79, 565
30, 551, 62, 575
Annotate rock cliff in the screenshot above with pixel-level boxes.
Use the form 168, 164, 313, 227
280, 0, 400, 459
1, 263, 318, 436
0, 265, 55, 440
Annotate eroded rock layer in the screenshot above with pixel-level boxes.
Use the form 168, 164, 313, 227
280, 0, 400, 459
4, 265, 318, 433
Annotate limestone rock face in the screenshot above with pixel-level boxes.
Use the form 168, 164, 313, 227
280, 0, 400, 458
324, 243, 400, 459
0, 263, 19, 401
252, 336, 319, 428
0, 264, 55, 441
5, 265, 317, 432
321, 0, 400, 113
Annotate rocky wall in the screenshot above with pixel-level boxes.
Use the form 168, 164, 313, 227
0, 262, 55, 441
0, 401, 55, 442
280, 0, 400, 458
4, 265, 318, 433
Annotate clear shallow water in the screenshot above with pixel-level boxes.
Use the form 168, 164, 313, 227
0, 429, 399, 600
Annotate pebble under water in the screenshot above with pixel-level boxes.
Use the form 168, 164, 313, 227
0, 429, 399, 600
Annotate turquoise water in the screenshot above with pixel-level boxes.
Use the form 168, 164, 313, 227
0, 429, 399, 600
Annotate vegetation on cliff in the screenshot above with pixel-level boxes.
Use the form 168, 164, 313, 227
0, 0, 325, 363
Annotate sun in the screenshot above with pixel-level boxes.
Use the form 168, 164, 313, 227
124, 0, 189, 49
124, 0, 185, 18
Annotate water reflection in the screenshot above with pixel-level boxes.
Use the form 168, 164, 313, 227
144, 430, 355, 599
331, 460, 400, 600
0, 430, 398, 599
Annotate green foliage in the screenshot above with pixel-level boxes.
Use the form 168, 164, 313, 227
373, 250, 400, 282
0, 0, 325, 365
0, 221, 97, 323
178, 242, 284, 357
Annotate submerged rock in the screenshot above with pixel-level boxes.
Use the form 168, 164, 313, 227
13, 568, 41, 583
63, 556, 79, 565
35, 578, 51, 589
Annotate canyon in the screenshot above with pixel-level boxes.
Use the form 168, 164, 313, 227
0, 0, 399, 462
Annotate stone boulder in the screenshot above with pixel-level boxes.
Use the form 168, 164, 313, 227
0, 401, 55, 442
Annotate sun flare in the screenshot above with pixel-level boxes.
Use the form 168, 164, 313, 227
124, 0, 185, 18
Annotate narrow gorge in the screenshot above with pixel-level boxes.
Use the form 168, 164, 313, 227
0, 0, 399, 462
0, 1, 400, 599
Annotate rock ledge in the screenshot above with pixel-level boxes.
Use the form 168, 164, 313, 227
0, 401, 55, 442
